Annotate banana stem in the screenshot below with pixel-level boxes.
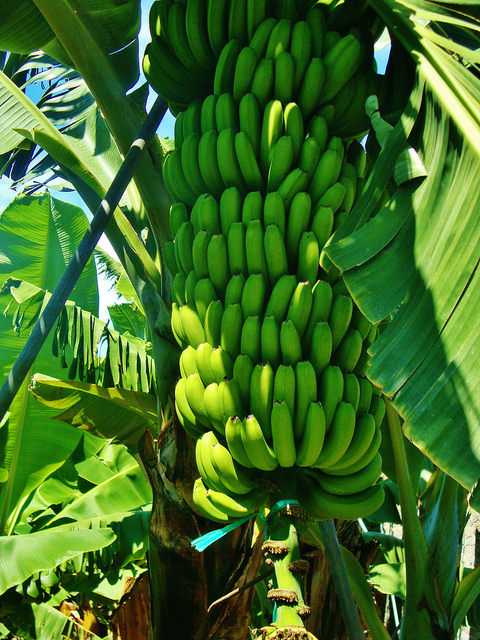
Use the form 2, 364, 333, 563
317, 519, 364, 640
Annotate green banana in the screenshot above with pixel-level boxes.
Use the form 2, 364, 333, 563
271, 400, 296, 467
195, 342, 216, 386
343, 372, 360, 413
329, 294, 353, 351
241, 272, 267, 317
274, 51, 295, 103
179, 344, 198, 378
265, 18, 292, 60
185, 372, 210, 424
250, 362, 275, 439
311, 204, 334, 250
370, 395, 386, 427
295, 401, 326, 467
185, 0, 215, 72
207, 0, 230, 58
293, 360, 318, 440
297, 231, 320, 284
284, 102, 304, 161
286, 280, 313, 339
193, 478, 230, 523
198, 129, 225, 198
239, 92, 262, 157
327, 427, 382, 476
171, 301, 186, 345
211, 345, 234, 381
321, 34, 363, 103
219, 377, 245, 424
207, 485, 260, 518
178, 304, 205, 348
264, 274, 297, 323
318, 365, 344, 429
263, 192, 286, 236
264, 224, 288, 283
298, 57, 325, 118
334, 328, 363, 372
228, 0, 248, 42
225, 415, 254, 468
196, 432, 228, 491
227, 221, 247, 276
309, 148, 343, 205
273, 363, 296, 420
211, 441, 257, 494
192, 230, 211, 279
245, 220, 268, 279
325, 413, 376, 473
235, 131, 264, 191
303, 280, 334, 350
260, 99, 284, 175
214, 38, 243, 96
172, 272, 186, 306
233, 353, 254, 407
249, 17, 276, 59
204, 299, 224, 346
242, 190, 263, 224
207, 233, 230, 295
299, 136, 321, 179
203, 382, 226, 433
305, 5, 326, 58
318, 181, 347, 213
175, 377, 205, 435
200, 93, 217, 133
168, 2, 204, 76
314, 401, 356, 469
309, 321, 333, 376
163, 147, 197, 206
169, 201, 188, 239
260, 315, 281, 369
240, 315, 262, 363
285, 191, 311, 268
174, 109, 186, 147
251, 57, 275, 108
278, 167, 309, 209
185, 270, 199, 305
194, 277, 217, 323
217, 128, 247, 192
246, 0, 267, 41
267, 135, 295, 193
225, 273, 246, 306
215, 91, 239, 131
220, 186, 243, 236
298, 472, 385, 520
314, 452, 383, 496
357, 376, 373, 416
290, 20, 312, 92
220, 303, 243, 358
241, 414, 278, 471
309, 115, 329, 154
280, 319, 303, 366
233, 46, 259, 101
175, 221, 195, 273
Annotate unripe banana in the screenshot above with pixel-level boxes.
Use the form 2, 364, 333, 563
182, 98, 203, 138
334, 328, 363, 372
274, 51, 295, 104
309, 321, 333, 376
228, 0, 248, 42
297, 231, 320, 283
214, 38, 243, 96
285, 191, 311, 268
175, 377, 205, 435
357, 377, 373, 416
246, 0, 267, 41
233, 46, 259, 101
318, 365, 344, 429
220, 303, 243, 358
369, 395, 386, 427
305, 5, 326, 58
207, 234, 230, 296
241, 273, 267, 317
207, 0, 230, 58
185, 271, 199, 305
273, 364, 296, 420
260, 315, 281, 369
265, 18, 292, 60
186, 0, 215, 72
267, 135, 295, 193
233, 353, 254, 407
264, 224, 289, 283
178, 304, 205, 348
284, 102, 304, 160
220, 377, 246, 424
329, 294, 353, 351
207, 485, 260, 518
314, 401, 356, 469
185, 372, 210, 424
271, 400, 296, 467
286, 281, 313, 339
192, 230, 211, 279
193, 477, 230, 523
264, 274, 297, 323
250, 362, 275, 439
217, 128, 247, 192
220, 186, 243, 236
171, 301, 186, 346
164, 240, 179, 276
290, 20, 312, 92
225, 415, 254, 468
200, 93, 218, 133
181, 132, 209, 197
351, 306, 371, 341
278, 169, 309, 207
204, 299, 224, 346
194, 277, 217, 323
263, 192, 286, 236
294, 360, 318, 440
326, 413, 376, 473
343, 373, 360, 412
321, 34, 363, 103
314, 452, 383, 496
235, 131, 264, 191
309, 115, 329, 154
311, 204, 334, 250
251, 57, 275, 108
280, 320, 303, 366
327, 427, 382, 476
242, 190, 263, 224
211, 345, 234, 381
172, 272, 186, 306
309, 148, 343, 206
260, 99, 284, 175
169, 201, 189, 239
195, 342, 216, 386
215, 91, 239, 131
240, 315, 262, 363
241, 414, 278, 471
211, 442, 257, 494
180, 344, 199, 378
225, 273, 246, 306
227, 221, 247, 276
299, 136, 321, 179
239, 92, 262, 157
174, 108, 185, 147
249, 17, 276, 59
198, 130, 225, 198
296, 401, 326, 467
164, 148, 197, 206
303, 280, 334, 350
318, 182, 347, 214
298, 57, 325, 118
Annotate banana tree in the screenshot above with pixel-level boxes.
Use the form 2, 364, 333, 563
0, 1, 480, 639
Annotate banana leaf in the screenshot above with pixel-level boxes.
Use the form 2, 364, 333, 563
326, 1, 480, 507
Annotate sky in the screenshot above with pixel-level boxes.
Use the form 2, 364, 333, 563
0, 4, 391, 320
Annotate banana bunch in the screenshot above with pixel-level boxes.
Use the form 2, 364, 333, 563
149, 2, 384, 526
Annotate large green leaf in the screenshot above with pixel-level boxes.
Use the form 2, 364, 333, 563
30, 374, 158, 445
327, 3, 480, 504
0, 194, 99, 533
0, 526, 115, 595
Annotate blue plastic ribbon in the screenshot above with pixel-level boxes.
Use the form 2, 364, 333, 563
191, 499, 300, 552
